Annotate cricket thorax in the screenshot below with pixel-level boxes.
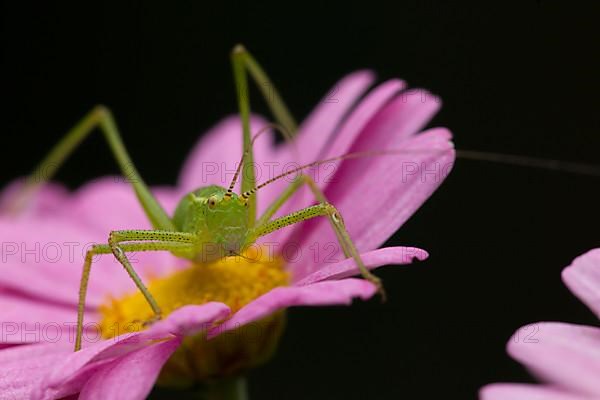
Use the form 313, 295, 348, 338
172, 185, 249, 261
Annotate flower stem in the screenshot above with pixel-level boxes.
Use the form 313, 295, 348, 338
205, 377, 249, 400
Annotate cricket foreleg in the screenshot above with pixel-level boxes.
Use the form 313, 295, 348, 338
75, 238, 196, 351
256, 175, 351, 257
108, 229, 197, 246
250, 201, 386, 300
106, 230, 200, 322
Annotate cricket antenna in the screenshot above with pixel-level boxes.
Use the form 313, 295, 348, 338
457, 150, 600, 176
239, 149, 416, 200
224, 123, 293, 199
239, 147, 600, 200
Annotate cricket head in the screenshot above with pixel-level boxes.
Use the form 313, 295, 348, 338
173, 185, 249, 260
203, 187, 249, 257
196, 186, 248, 256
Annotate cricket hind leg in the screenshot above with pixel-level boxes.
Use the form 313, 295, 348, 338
231, 45, 298, 139
13, 106, 174, 230
230, 45, 300, 227
250, 175, 385, 300
75, 232, 197, 351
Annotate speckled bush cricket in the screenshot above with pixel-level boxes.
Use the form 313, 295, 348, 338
13, 45, 394, 351
12, 45, 600, 352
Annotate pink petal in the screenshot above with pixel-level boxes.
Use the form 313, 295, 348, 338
507, 322, 600, 396
0, 215, 182, 307
68, 177, 182, 233
0, 217, 118, 306
0, 290, 98, 344
257, 71, 378, 227
68, 178, 189, 280
208, 278, 376, 338
562, 248, 600, 318
296, 88, 440, 215
291, 70, 375, 165
79, 339, 179, 400
178, 115, 273, 194
34, 335, 154, 400
0, 341, 72, 400
258, 71, 375, 222
294, 246, 428, 285
0, 179, 69, 218
480, 383, 594, 400
258, 71, 375, 220
349, 88, 442, 152
286, 79, 406, 219
34, 302, 229, 399
145, 303, 231, 338
263, 79, 405, 242
318, 79, 408, 162
338, 129, 454, 252
290, 128, 454, 279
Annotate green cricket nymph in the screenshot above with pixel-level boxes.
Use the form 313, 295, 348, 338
14, 45, 384, 353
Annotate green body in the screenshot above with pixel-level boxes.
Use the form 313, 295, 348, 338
172, 186, 249, 262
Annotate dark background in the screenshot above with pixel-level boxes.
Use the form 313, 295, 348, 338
2, 1, 599, 399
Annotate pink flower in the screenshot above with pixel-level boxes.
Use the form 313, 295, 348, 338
0, 71, 454, 399
480, 249, 600, 400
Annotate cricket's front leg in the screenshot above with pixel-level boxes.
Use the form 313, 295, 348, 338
249, 202, 386, 300
75, 230, 197, 351
76, 242, 162, 352
106, 229, 199, 317
76, 243, 112, 352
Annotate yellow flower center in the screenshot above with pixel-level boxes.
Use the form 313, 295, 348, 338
99, 246, 289, 386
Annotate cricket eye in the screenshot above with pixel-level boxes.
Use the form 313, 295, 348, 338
207, 196, 218, 209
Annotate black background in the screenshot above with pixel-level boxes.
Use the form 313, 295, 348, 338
2, 1, 599, 399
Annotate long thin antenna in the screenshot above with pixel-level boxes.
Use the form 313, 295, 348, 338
457, 150, 600, 176
240, 149, 422, 200
240, 147, 600, 200
224, 123, 293, 198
